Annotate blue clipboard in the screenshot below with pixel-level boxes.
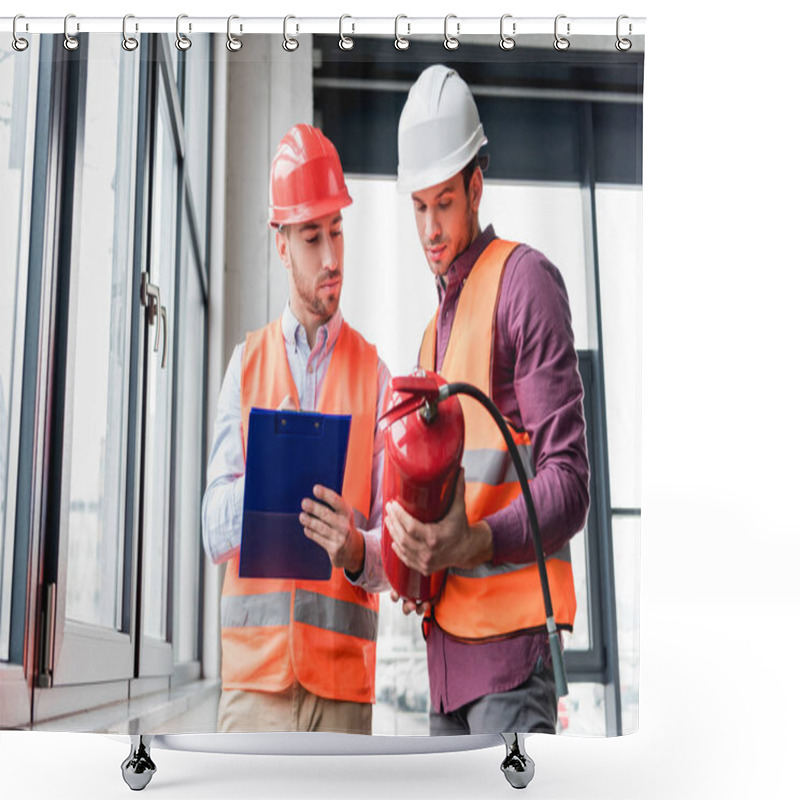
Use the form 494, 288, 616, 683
240, 408, 351, 580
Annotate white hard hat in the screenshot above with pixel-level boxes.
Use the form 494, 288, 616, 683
397, 65, 488, 194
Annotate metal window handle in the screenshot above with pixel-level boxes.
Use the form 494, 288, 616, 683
140, 275, 168, 369
146, 285, 162, 353
148, 286, 162, 354
158, 304, 168, 369
140, 274, 162, 354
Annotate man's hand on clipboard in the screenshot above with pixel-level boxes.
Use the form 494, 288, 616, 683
299, 486, 365, 575
279, 394, 365, 575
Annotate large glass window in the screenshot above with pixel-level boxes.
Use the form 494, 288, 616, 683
183, 35, 211, 262
596, 187, 642, 510
597, 185, 642, 734
141, 81, 178, 643
612, 515, 640, 734
375, 598, 429, 735
172, 212, 205, 665
560, 682, 607, 736
2, 32, 213, 728
563, 528, 590, 651
0, 39, 40, 662
63, 37, 139, 631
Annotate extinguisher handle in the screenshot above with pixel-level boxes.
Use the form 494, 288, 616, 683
379, 375, 443, 431
378, 395, 424, 431
391, 375, 441, 400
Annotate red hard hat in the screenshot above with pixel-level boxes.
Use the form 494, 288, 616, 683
269, 124, 352, 228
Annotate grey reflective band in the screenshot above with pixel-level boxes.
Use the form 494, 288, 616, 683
221, 591, 292, 628
449, 543, 572, 579
449, 561, 532, 579
221, 589, 379, 642
462, 445, 534, 486
294, 589, 378, 642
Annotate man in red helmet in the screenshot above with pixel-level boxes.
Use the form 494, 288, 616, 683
202, 124, 390, 734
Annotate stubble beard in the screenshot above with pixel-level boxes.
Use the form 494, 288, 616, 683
426, 205, 477, 277
291, 262, 341, 322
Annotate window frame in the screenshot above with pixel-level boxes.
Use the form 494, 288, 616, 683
0, 32, 212, 728
45, 34, 143, 691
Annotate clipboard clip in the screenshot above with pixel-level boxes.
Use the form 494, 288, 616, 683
274, 410, 325, 436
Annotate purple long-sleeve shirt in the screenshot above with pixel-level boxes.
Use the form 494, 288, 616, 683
425, 225, 590, 714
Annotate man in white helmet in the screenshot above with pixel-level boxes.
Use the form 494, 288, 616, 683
384, 65, 590, 735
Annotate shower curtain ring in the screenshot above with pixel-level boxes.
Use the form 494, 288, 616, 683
64, 13, 79, 51
12, 14, 29, 52
394, 15, 410, 50
444, 14, 460, 50
615, 15, 633, 51
227, 15, 243, 51
283, 15, 299, 51
499, 14, 516, 50
122, 14, 139, 51
339, 15, 355, 50
554, 14, 570, 51
176, 14, 192, 51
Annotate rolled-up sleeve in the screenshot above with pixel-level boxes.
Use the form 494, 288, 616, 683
485, 247, 590, 564
201, 344, 246, 565
346, 356, 391, 593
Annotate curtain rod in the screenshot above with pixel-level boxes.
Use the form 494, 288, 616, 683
1, 15, 646, 38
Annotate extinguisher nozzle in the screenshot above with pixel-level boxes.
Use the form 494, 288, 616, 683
548, 630, 569, 698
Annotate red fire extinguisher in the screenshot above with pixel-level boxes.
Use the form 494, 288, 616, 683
379, 372, 570, 699
379, 370, 465, 602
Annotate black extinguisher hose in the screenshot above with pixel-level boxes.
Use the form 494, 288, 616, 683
439, 381, 569, 698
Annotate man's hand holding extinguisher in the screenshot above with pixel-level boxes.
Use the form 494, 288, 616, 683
385, 469, 493, 616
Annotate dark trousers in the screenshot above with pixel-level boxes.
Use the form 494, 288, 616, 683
429, 658, 557, 735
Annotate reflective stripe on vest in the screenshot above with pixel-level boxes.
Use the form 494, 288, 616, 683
448, 542, 571, 578
221, 589, 378, 643
293, 589, 379, 642
221, 591, 292, 628
462, 445, 534, 486
221, 319, 380, 703
419, 238, 577, 639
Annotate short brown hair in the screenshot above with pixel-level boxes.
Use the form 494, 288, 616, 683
460, 156, 481, 192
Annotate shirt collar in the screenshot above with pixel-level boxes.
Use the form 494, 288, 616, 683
281, 301, 343, 355
437, 224, 497, 300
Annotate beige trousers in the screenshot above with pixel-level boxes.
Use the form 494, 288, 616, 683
217, 683, 372, 735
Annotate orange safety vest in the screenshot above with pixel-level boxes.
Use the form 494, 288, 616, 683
419, 239, 577, 640
220, 318, 380, 703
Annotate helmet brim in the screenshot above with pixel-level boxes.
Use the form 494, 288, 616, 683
269, 189, 353, 229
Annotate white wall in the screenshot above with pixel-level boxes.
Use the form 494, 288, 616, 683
222, 36, 314, 360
